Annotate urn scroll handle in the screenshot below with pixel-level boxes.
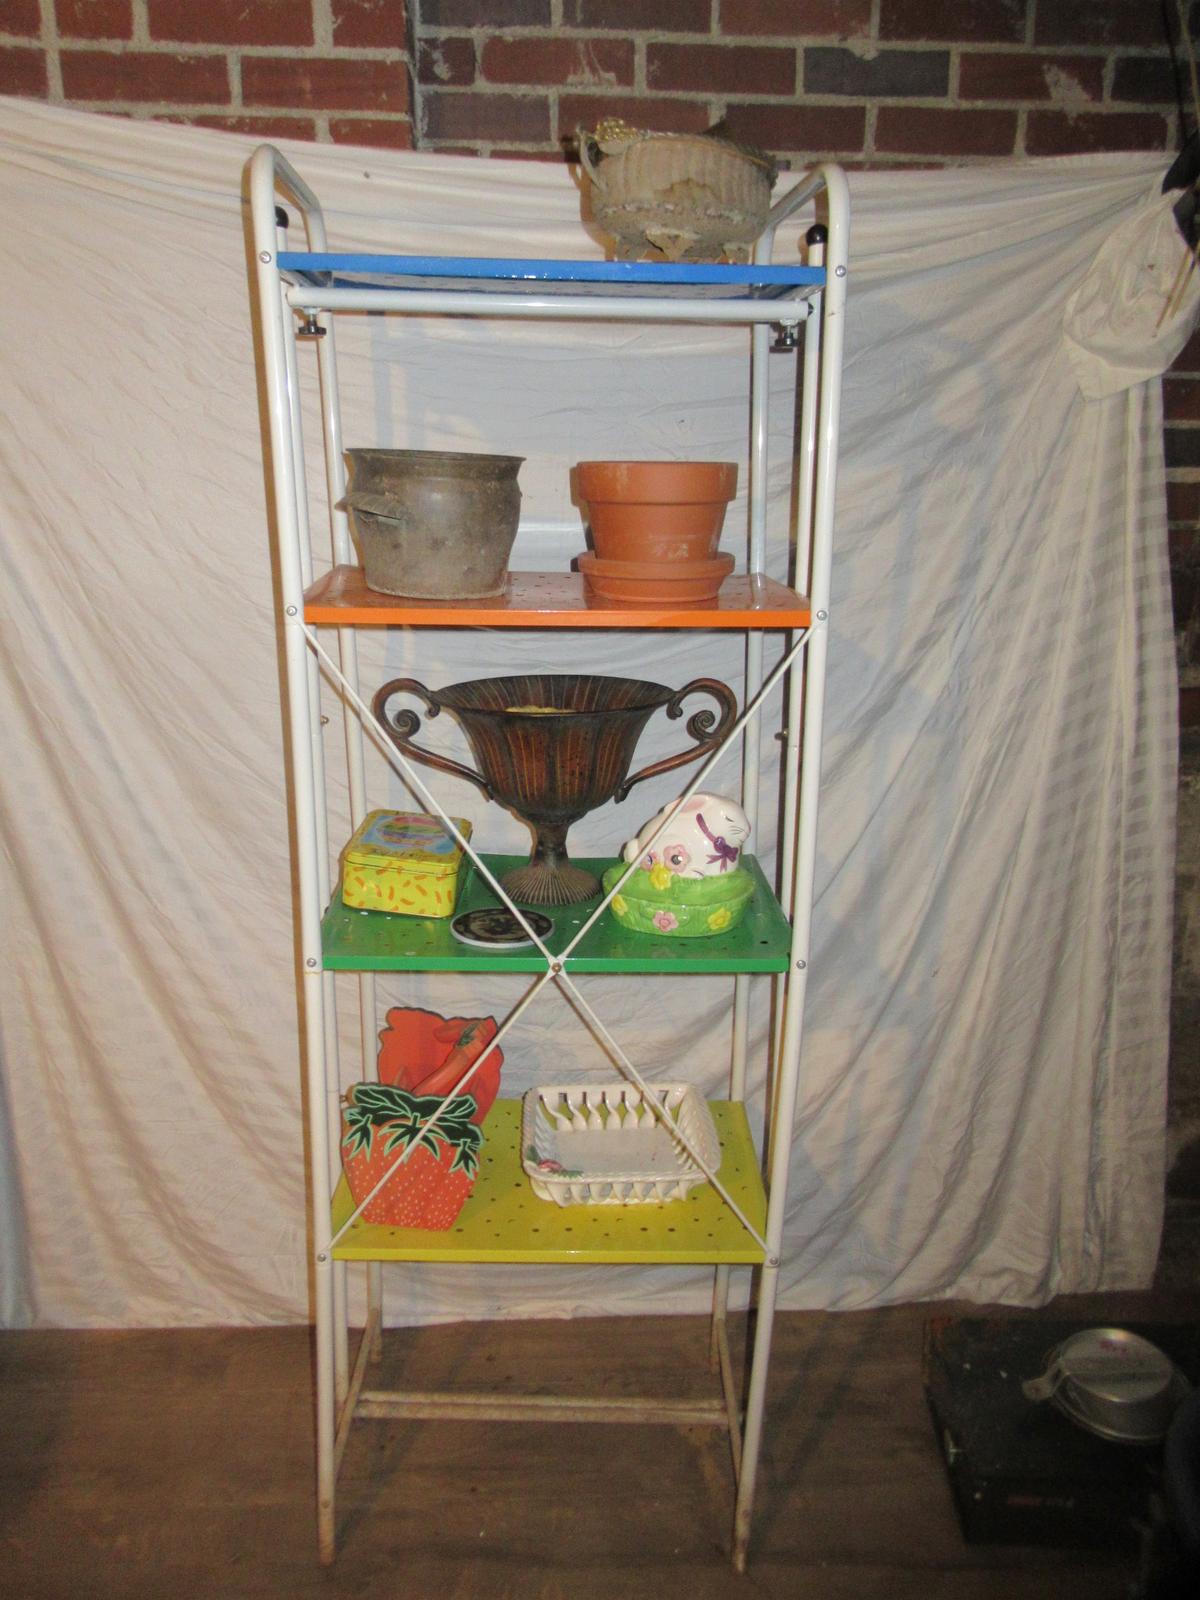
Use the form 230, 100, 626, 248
614, 677, 739, 803
371, 677, 496, 800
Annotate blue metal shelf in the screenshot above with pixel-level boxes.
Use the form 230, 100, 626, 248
277, 251, 824, 301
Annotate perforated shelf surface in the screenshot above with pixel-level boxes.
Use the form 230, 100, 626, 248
304, 566, 810, 629
330, 1099, 765, 1264
322, 854, 790, 973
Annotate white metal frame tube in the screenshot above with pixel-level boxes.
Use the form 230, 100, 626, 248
250, 144, 340, 1563
733, 165, 848, 1571
730, 316, 771, 1097
277, 231, 352, 1409
715, 169, 832, 1418
291, 189, 385, 1362
779, 236, 824, 914
287, 285, 813, 324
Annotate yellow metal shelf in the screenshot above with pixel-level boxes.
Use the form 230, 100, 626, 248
330, 1099, 766, 1265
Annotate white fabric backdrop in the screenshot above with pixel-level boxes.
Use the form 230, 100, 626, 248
0, 98, 1177, 1328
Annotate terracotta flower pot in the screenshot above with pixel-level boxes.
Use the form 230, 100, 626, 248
577, 549, 734, 605
575, 460, 737, 564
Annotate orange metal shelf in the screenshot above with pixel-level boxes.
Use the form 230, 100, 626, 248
303, 565, 811, 629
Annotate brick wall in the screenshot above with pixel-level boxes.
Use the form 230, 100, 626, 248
1, 0, 1198, 699
0, 0, 415, 147
418, 0, 1186, 164
0, 1, 1191, 159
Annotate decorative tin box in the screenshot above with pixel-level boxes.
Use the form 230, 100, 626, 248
341, 1085, 484, 1229
340, 809, 471, 918
338, 1007, 505, 1230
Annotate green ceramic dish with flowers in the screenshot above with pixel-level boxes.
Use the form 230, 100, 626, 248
601, 861, 754, 938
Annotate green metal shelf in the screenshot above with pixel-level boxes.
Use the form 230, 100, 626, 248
321, 853, 790, 973
330, 1099, 766, 1264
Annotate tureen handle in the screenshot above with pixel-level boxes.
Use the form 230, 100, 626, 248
576, 131, 607, 191
615, 677, 738, 802
371, 678, 494, 799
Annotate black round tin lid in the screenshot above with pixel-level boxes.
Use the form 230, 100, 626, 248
450, 907, 554, 949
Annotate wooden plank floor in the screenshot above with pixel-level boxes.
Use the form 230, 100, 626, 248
2, 1291, 1197, 1600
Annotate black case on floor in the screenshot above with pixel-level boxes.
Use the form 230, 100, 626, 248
923, 1317, 1200, 1548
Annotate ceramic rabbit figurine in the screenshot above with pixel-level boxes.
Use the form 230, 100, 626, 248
622, 793, 750, 878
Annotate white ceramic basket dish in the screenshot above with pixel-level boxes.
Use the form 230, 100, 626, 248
521, 1082, 721, 1206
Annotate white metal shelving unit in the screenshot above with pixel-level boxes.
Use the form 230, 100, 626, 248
247, 143, 847, 1570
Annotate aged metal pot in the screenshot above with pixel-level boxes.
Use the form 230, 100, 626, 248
1023, 1328, 1192, 1444
345, 448, 523, 600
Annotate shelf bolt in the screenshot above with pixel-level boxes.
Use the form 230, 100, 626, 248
816, 609, 828, 621
285, 605, 297, 616
835, 264, 847, 277
317, 1252, 327, 1263
551, 961, 563, 974
767, 1254, 781, 1268
306, 957, 318, 969
259, 250, 272, 264
796, 959, 807, 970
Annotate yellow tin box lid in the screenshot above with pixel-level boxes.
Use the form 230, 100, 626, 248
343, 810, 473, 877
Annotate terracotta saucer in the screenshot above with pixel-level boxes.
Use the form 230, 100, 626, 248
577, 549, 735, 605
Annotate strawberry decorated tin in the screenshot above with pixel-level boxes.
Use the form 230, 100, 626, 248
341, 1085, 483, 1227
340, 809, 471, 918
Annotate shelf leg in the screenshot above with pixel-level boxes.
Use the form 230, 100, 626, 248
730, 971, 751, 1097
711, 1266, 744, 1482
330, 974, 349, 1405
315, 1247, 338, 1565
367, 1263, 384, 1363
333, 1260, 349, 1406
732, 1259, 780, 1572
709, 1263, 729, 1373
360, 970, 383, 1362
301, 952, 339, 1564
